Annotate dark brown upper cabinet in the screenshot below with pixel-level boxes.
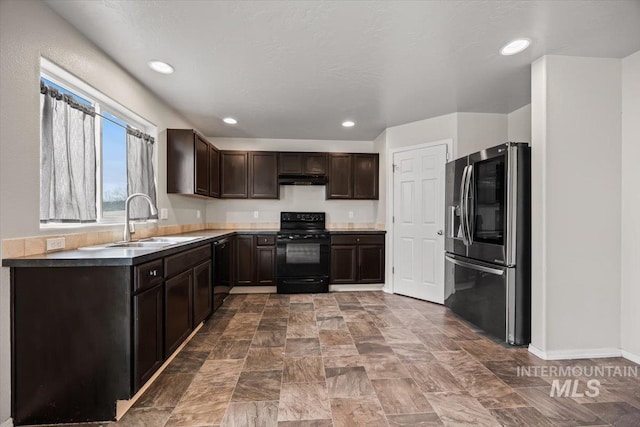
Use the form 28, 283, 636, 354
220, 151, 249, 198
167, 129, 219, 198
353, 154, 379, 199
249, 152, 279, 199
279, 152, 327, 175
209, 146, 220, 198
327, 154, 354, 199
327, 153, 379, 200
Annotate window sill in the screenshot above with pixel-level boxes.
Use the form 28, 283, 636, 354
39, 219, 158, 231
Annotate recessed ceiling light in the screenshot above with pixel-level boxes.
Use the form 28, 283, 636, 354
223, 117, 238, 125
500, 39, 531, 56
342, 120, 355, 128
148, 60, 174, 74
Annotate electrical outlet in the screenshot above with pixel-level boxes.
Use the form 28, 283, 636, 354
197, 210, 201, 219
253, 211, 259, 218
160, 208, 169, 220
348, 211, 354, 219
46, 237, 65, 252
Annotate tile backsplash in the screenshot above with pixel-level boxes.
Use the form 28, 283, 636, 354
1, 223, 206, 258
1, 222, 385, 258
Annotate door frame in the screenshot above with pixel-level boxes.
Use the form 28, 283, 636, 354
385, 138, 453, 296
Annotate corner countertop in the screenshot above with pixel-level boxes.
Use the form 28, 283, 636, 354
2, 228, 385, 268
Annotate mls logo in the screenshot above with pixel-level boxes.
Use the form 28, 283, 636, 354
550, 379, 600, 397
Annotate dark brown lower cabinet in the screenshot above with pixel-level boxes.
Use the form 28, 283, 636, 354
358, 245, 385, 283
234, 234, 276, 286
330, 234, 385, 284
133, 283, 163, 392
193, 260, 212, 326
164, 270, 193, 356
256, 245, 275, 285
330, 245, 357, 283
235, 235, 255, 285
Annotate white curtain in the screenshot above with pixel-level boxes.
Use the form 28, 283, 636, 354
40, 84, 96, 222
126, 128, 157, 219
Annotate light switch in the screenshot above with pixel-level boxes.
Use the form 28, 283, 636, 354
253, 211, 259, 218
160, 208, 169, 220
348, 211, 354, 219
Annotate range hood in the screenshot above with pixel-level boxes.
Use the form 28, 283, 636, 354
278, 174, 327, 185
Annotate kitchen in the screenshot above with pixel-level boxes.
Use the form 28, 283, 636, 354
1, 1, 640, 426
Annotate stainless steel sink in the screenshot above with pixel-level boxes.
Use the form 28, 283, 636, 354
139, 236, 201, 244
78, 236, 202, 250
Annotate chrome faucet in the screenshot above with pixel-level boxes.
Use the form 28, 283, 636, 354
123, 193, 158, 242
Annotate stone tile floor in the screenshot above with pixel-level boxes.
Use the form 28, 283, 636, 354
37, 292, 640, 426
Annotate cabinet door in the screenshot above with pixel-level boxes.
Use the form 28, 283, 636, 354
358, 245, 385, 283
354, 154, 379, 199
255, 246, 275, 285
327, 154, 353, 199
250, 152, 279, 199
279, 153, 303, 174
330, 245, 357, 283
195, 135, 210, 196
164, 270, 193, 356
209, 146, 220, 198
304, 153, 327, 175
133, 284, 163, 392
235, 235, 255, 285
220, 152, 248, 198
193, 260, 212, 326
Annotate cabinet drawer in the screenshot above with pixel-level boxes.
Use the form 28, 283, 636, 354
256, 235, 275, 246
331, 234, 384, 245
165, 245, 212, 278
134, 259, 164, 293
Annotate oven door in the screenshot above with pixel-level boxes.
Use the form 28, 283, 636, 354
276, 237, 330, 278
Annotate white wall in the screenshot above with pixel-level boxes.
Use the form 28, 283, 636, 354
205, 138, 378, 226
385, 113, 458, 152
621, 50, 640, 361
508, 104, 532, 142
457, 112, 508, 156
373, 130, 387, 225
531, 55, 622, 356
0, 1, 209, 422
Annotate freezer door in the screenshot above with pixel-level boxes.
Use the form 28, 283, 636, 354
445, 254, 520, 344
444, 157, 468, 256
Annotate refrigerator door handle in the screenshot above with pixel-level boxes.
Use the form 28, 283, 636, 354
445, 255, 505, 276
464, 165, 474, 245
459, 165, 469, 245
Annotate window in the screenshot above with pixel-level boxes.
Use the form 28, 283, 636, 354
40, 58, 157, 226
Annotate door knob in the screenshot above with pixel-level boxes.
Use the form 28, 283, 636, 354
437, 230, 443, 235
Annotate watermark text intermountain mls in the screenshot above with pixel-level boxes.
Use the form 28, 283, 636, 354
517, 365, 638, 398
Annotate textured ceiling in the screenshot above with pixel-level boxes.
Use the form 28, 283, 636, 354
45, 0, 640, 140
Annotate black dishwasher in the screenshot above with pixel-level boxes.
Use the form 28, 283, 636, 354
213, 237, 233, 310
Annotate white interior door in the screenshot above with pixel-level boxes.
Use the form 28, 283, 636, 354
392, 144, 447, 303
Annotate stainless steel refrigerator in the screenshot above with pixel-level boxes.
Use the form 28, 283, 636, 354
444, 142, 531, 345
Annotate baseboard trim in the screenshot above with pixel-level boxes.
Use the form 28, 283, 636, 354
1, 418, 13, 427
330, 284, 384, 292
528, 344, 622, 360
230, 286, 276, 294
115, 322, 203, 419
621, 350, 640, 365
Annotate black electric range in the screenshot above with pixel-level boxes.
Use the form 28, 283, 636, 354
276, 212, 330, 294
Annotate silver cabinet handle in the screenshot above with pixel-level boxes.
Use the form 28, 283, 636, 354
437, 230, 443, 236
445, 255, 504, 276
